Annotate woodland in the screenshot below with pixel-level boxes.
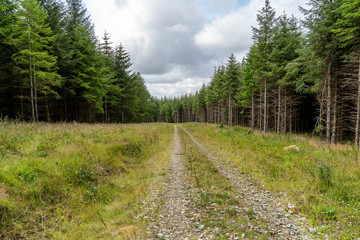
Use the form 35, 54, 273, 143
1, 0, 360, 145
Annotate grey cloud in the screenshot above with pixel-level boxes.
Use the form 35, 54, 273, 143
114, 0, 128, 8
87, 0, 307, 97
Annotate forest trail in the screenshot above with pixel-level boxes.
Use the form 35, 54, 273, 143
142, 125, 209, 239
141, 126, 315, 239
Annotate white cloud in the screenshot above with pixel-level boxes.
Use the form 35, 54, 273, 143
83, 0, 309, 97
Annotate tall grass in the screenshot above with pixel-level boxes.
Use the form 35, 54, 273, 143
0, 121, 173, 239
183, 123, 360, 238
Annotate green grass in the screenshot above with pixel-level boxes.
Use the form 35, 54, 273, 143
0, 121, 173, 239
182, 123, 360, 239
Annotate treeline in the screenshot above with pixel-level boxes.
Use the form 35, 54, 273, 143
0, 0, 158, 123
159, 0, 360, 145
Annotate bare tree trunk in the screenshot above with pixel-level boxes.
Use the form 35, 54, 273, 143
251, 92, 255, 129
356, 53, 360, 147
331, 77, 337, 144
20, 87, 24, 121
259, 92, 262, 130
228, 92, 232, 127
264, 77, 268, 133
217, 101, 220, 124
29, 56, 35, 122
277, 86, 281, 134
104, 95, 108, 123
33, 64, 38, 122
284, 88, 287, 135
46, 96, 50, 122
326, 62, 332, 143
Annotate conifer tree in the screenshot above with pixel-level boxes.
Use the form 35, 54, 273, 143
252, 0, 276, 132
333, 0, 360, 146
301, 0, 341, 142
0, 0, 17, 118
12, 0, 60, 122
225, 54, 241, 126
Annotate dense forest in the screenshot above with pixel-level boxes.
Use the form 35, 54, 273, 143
1, 0, 360, 145
0, 0, 159, 123
159, 0, 360, 145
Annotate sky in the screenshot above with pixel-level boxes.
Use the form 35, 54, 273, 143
83, 0, 309, 97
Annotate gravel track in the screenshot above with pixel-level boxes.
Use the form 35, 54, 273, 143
140, 126, 317, 239
142, 126, 210, 239
180, 126, 316, 240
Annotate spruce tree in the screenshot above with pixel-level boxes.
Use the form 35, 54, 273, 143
301, 0, 342, 142
12, 0, 60, 122
225, 54, 241, 126
334, 0, 360, 146
0, 0, 17, 118
252, 0, 276, 132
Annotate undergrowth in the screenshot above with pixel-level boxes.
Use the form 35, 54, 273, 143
0, 121, 172, 239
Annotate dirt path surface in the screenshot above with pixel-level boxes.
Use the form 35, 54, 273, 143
180, 126, 314, 240
140, 126, 316, 239
142, 126, 209, 239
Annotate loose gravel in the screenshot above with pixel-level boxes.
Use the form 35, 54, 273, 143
180, 126, 317, 240
139, 126, 319, 239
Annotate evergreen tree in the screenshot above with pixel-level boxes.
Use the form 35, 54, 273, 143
0, 0, 17, 118
59, 0, 104, 121
112, 43, 132, 122
225, 54, 241, 126
269, 14, 301, 133
252, 0, 276, 132
334, 0, 360, 146
301, 0, 342, 142
12, 0, 60, 122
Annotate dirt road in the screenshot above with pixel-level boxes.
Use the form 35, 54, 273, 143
140, 126, 315, 239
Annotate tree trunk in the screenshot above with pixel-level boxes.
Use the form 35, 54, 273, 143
46, 96, 50, 122
251, 92, 255, 129
104, 95, 108, 123
228, 92, 232, 127
356, 53, 360, 147
277, 86, 281, 134
326, 61, 332, 143
29, 56, 35, 122
33, 64, 38, 122
284, 88, 287, 135
20, 87, 24, 121
331, 77, 337, 144
259, 92, 262, 130
264, 77, 268, 133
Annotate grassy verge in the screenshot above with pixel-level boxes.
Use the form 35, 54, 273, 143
181, 123, 360, 239
179, 127, 265, 239
0, 121, 173, 239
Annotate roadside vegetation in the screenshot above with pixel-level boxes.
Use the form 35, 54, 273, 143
0, 120, 173, 239
182, 123, 360, 238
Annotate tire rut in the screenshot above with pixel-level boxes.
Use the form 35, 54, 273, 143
141, 126, 208, 239
180, 126, 316, 240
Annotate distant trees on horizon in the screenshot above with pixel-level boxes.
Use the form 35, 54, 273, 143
159, 0, 360, 145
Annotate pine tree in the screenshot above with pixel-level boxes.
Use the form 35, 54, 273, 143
225, 54, 241, 126
59, 0, 104, 121
12, 0, 60, 122
301, 0, 341, 143
0, 0, 17, 118
269, 14, 301, 133
334, 0, 360, 146
112, 43, 132, 122
252, 0, 276, 132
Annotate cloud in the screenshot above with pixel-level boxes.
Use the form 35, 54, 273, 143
83, 0, 309, 97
